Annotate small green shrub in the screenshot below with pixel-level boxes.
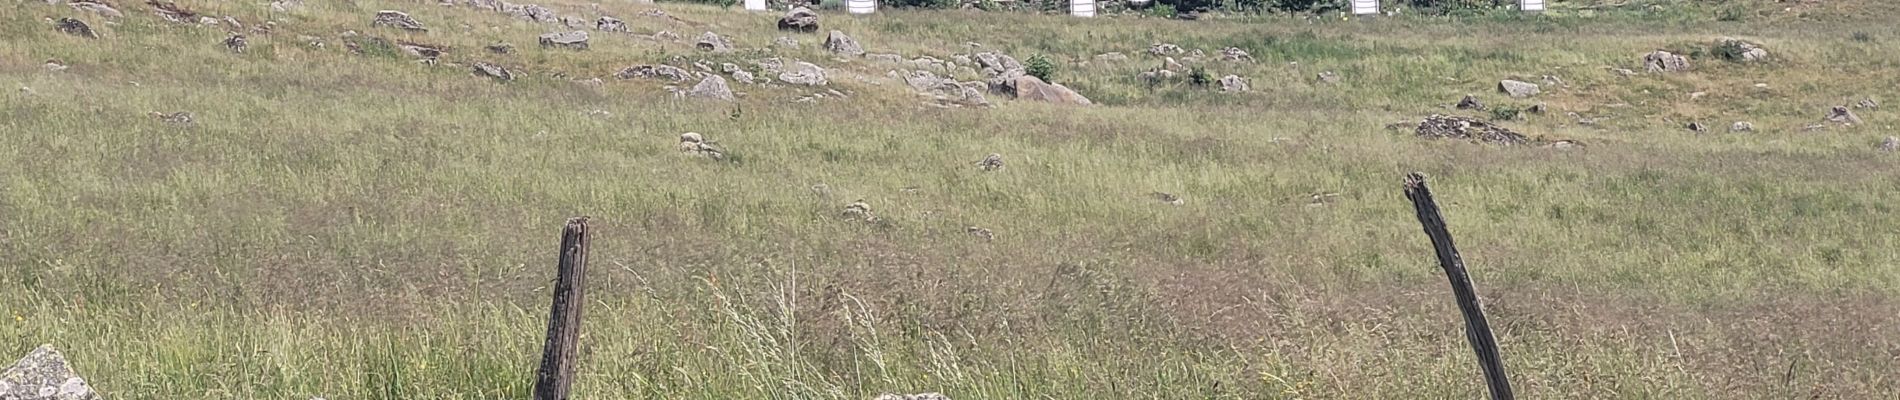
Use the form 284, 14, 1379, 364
1853, 32, 1875, 43
1187, 66, 1210, 87
1147, 3, 1179, 18
1025, 54, 1058, 83
1490, 105, 1522, 121
1711, 40, 1749, 62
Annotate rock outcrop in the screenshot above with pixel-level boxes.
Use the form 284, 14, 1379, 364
695, 31, 734, 53
373, 10, 426, 31
1415, 114, 1530, 145
685, 75, 735, 101
616, 64, 693, 82
823, 30, 864, 56
596, 16, 626, 32
777, 62, 828, 86
1009, 76, 1091, 106
1, 345, 99, 400
539, 31, 589, 50
1218, 75, 1249, 92
55, 18, 96, 39
777, 7, 819, 32
1497, 79, 1540, 98
1643, 50, 1690, 73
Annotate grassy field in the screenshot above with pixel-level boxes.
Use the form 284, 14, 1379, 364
4, 0, 1899, 398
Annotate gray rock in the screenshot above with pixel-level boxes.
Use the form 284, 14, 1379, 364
616, 64, 692, 82
151, 1, 198, 23
1714, 37, 1769, 62
1150, 192, 1185, 206
755, 57, 785, 73
696, 31, 734, 53
873, 393, 950, 400
973, 52, 1023, 72
597, 16, 627, 32
678, 132, 725, 160
1881, 136, 1900, 152
685, 75, 734, 101
151, 111, 193, 125
472, 62, 515, 81
1686, 121, 1707, 132
1219, 47, 1254, 62
1416, 114, 1529, 145
1095, 52, 1129, 62
539, 31, 589, 50
1456, 94, 1484, 110
1497, 79, 1540, 98
1826, 106, 1863, 125
55, 18, 95, 39
823, 30, 863, 56
1217, 75, 1249, 92
778, 61, 828, 86
373, 10, 426, 31
975, 153, 1003, 170
1856, 98, 1879, 109
1, 345, 99, 400
223, 34, 248, 53
486, 43, 514, 54
1643, 50, 1690, 73
1009, 76, 1091, 106
902, 70, 989, 107
397, 41, 444, 59
731, 70, 754, 84
1148, 43, 1184, 56
778, 7, 819, 32
1730, 121, 1754, 132
866, 53, 904, 64
68, 1, 122, 18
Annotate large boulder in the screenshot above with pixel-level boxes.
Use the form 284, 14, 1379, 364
539, 31, 589, 50
616, 64, 693, 82
695, 32, 734, 53
1218, 75, 1250, 92
1009, 76, 1091, 106
372, 10, 426, 31
1, 345, 100, 400
823, 30, 863, 56
778, 61, 828, 86
685, 75, 735, 101
1643, 50, 1690, 73
777, 7, 819, 32
1415, 114, 1530, 145
1497, 79, 1540, 98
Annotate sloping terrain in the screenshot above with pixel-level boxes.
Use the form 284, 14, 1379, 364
3, 0, 1898, 398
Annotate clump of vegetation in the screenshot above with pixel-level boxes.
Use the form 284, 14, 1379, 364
1187, 66, 1211, 87
1853, 31, 1875, 42
1146, 3, 1179, 18
1489, 105, 1523, 121
1025, 54, 1058, 83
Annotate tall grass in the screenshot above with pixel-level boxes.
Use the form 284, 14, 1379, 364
4, 0, 1899, 398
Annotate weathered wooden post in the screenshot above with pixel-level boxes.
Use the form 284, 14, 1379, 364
1402, 173, 1515, 400
533, 217, 591, 400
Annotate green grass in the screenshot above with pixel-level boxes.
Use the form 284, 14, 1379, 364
4, 0, 1900, 398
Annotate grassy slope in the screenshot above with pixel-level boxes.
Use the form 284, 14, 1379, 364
3, 0, 1898, 398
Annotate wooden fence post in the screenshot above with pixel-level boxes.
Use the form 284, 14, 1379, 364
1402, 173, 1515, 400
534, 217, 591, 400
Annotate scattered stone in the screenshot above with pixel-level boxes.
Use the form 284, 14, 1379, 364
616, 64, 693, 82
1802, 123, 1828, 132
696, 31, 734, 53
772, 36, 800, 49
69, 1, 122, 18
539, 31, 589, 50
1415, 114, 1529, 145
843, 200, 878, 222
1217, 75, 1249, 92
902, 71, 989, 107
1163, 57, 1184, 72
1687, 122, 1707, 132
678, 132, 724, 160
975, 153, 1004, 171
1826, 106, 1863, 125
373, 10, 426, 31
1151, 192, 1185, 206
965, 227, 994, 241
1095, 52, 1129, 62
908, 56, 952, 71
596, 16, 626, 32
731, 70, 755, 84
823, 30, 864, 56
1, 345, 98, 400
1497, 79, 1540, 98
684, 75, 735, 101
270, 0, 303, 13
150, 1, 199, 23
652, 31, 680, 41
755, 58, 785, 73
472, 62, 515, 81
777, 62, 828, 86
1009, 76, 1091, 106
1542, 140, 1585, 150
55, 18, 96, 39
1610, 68, 1638, 78
1148, 43, 1184, 56
43, 59, 69, 72
1541, 74, 1565, 87
486, 43, 514, 54
222, 34, 247, 53
1526, 104, 1548, 114
559, 16, 588, 30
1317, 71, 1340, 84
974, 52, 1024, 73
512, 4, 557, 22
778, 7, 819, 32
1856, 98, 1879, 109
150, 111, 193, 125
1455, 94, 1484, 110
1643, 50, 1690, 73
1714, 37, 1769, 62
1219, 47, 1254, 62
1880, 136, 1899, 152
1730, 121, 1754, 132
866, 53, 904, 64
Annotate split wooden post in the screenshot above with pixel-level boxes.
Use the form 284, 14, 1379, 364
1402, 173, 1515, 400
533, 217, 591, 400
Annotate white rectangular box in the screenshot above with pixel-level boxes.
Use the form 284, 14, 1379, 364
744, 0, 766, 11
1071, 0, 1096, 17
1522, 0, 1545, 11
1351, 0, 1379, 15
